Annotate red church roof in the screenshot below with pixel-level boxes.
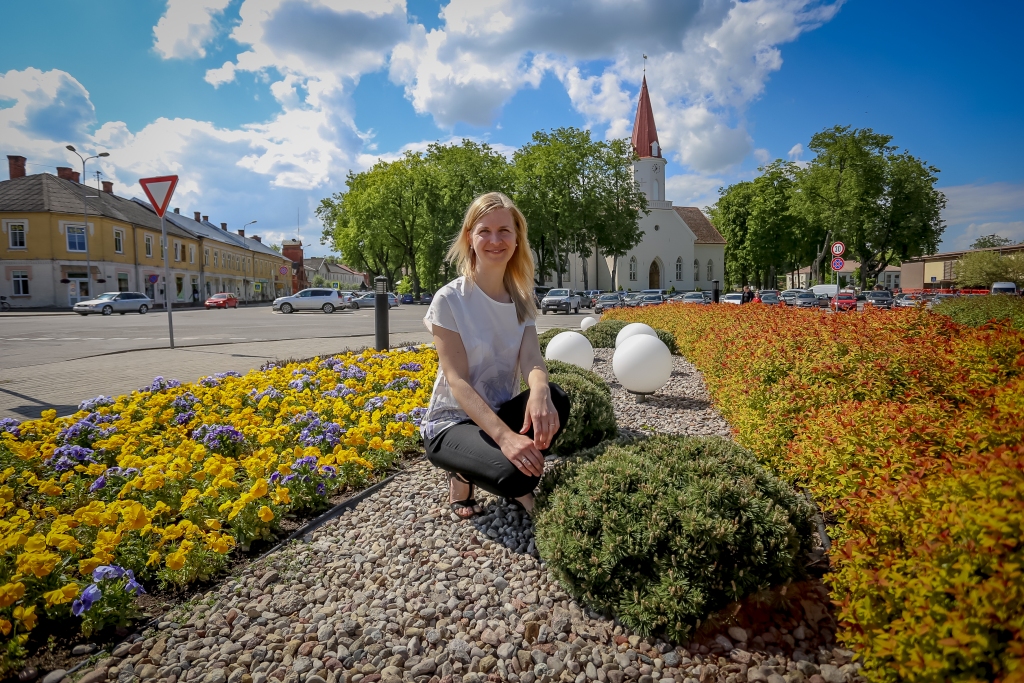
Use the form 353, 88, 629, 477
631, 76, 661, 159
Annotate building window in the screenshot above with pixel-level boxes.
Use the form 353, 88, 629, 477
67, 225, 87, 252
113, 228, 124, 254
12, 270, 29, 295
145, 235, 153, 257
174, 242, 181, 262
675, 257, 683, 281
117, 273, 129, 292
161, 238, 166, 260
9, 223, 26, 249
204, 248, 209, 266
694, 259, 700, 282
628, 256, 637, 281
707, 259, 713, 281
189, 245, 195, 264
214, 252, 219, 267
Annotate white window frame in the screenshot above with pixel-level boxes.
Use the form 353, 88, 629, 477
12, 270, 29, 296
174, 242, 181, 262
6, 222, 27, 250
66, 224, 87, 252
675, 257, 683, 281
628, 256, 637, 282
707, 259, 713, 281
145, 235, 153, 258
113, 227, 124, 254
214, 251, 219, 267
204, 248, 209, 266
694, 259, 700, 282
189, 245, 195, 264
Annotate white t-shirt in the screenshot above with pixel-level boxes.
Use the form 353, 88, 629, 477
420, 276, 535, 440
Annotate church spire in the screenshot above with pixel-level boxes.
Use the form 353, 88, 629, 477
631, 75, 661, 159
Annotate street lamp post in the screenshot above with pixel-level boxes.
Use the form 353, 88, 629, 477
243, 220, 257, 303
66, 146, 109, 301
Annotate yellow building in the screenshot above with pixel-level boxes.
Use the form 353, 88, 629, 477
1, 156, 292, 308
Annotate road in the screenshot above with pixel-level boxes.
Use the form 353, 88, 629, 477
0, 304, 597, 420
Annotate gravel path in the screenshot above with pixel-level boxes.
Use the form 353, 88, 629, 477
67, 353, 863, 683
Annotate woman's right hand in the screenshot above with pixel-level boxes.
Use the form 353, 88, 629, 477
499, 431, 545, 478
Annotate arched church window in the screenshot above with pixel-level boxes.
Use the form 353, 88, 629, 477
694, 259, 700, 282
653, 179, 660, 201
707, 259, 713, 281
629, 256, 637, 281
675, 257, 683, 281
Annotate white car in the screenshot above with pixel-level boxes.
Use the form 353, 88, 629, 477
540, 288, 581, 314
273, 288, 346, 314
721, 293, 743, 305
347, 292, 398, 310
74, 291, 152, 316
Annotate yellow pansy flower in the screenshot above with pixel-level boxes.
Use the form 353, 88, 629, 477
258, 506, 274, 523
42, 583, 79, 607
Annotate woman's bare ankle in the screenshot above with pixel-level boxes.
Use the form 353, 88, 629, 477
515, 493, 535, 515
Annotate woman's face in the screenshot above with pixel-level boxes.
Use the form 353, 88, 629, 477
470, 208, 516, 272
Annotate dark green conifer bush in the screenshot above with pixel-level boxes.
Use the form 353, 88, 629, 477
535, 435, 815, 641
582, 320, 628, 348
546, 369, 616, 454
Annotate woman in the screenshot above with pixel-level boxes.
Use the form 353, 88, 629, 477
420, 192, 570, 518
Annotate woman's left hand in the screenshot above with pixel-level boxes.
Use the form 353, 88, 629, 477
521, 386, 559, 450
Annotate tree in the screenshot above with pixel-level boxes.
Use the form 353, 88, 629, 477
312, 274, 328, 287
269, 243, 282, 253
592, 138, 647, 290
708, 181, 755, 290
954, 251, 1012, 288
970, 235, 1016, 249
793, 126, 945, 289
746, 161, 804, 289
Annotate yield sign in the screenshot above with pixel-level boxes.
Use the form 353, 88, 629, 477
139, 175, 179, 217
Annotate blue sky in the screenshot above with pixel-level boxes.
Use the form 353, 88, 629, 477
2, 0, 1021, 253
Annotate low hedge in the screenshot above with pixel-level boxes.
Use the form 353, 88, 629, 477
539, 321, 678, 354
540, 360, 616, 455
535, 435, 815, 641
605, 304, 1024, 681
932, 294, 1024, 330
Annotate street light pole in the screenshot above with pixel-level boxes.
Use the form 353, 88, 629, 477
66, 146, 109, 300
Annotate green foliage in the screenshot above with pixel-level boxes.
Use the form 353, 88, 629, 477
535, 436, 815, 641
655, 329, 678, 355
395, 277, 413, 295
970, 234, 1016, 249
545, 366, 617, 455
581, 319, 628, 348
311, 274, 328, 287
954, 250, 1024, 289
932, 295, 1024, 330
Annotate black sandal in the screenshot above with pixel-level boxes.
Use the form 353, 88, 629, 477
449, 472, 480, 518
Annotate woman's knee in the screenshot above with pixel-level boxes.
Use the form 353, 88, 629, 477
497, 471, 540, 499
549, 382, 571, 422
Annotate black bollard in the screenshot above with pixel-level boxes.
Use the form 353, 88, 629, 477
374, 275, 389, 351
712, 279, 720, 304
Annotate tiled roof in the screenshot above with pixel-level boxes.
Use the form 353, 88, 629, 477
631, 76, 660, 159
134, 200, 287, 260
0, 173, 194, 239
305, 257, 326, 272
673, 207, 726, 244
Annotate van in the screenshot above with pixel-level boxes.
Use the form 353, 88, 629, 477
991, 282, 1018, 295
810, 284, 841, 298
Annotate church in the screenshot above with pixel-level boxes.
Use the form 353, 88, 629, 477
541, 77, 726, 292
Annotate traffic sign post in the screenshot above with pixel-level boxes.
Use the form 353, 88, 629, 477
139, 175, 179, 349
831, 241, 845, 257
831, 254, 845, 303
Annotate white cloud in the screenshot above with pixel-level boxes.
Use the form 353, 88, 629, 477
788, 143, 803, 160
753, 148, 771, 164
153, 0, 233, 60
665, 172, 724, 210
939, 181, 1024, 250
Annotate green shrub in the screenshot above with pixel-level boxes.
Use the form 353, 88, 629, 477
543, 362, 616, 455
655, 329, 678, 355
538, 328, 570, 355
535, 435, 815, 641
545, 359, 611, 396
582, 319, 628, 348
932, 295, 1024, 330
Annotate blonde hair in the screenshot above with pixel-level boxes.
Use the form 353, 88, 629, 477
447, 192, 537, 324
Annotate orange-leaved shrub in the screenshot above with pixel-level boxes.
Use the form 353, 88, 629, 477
604, 303, 1024, 682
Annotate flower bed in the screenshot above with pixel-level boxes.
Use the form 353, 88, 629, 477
604, 304, 1024, 681
0, 345, 435, 674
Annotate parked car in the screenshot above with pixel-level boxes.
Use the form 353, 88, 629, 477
638, 294, 665, 307
400, 293, 415, 304
678, 291, 710, 305
790, 292, 820, 309
864, 290, 894, 309
572, 291, 592, 308
347, 292, 398, 310
927, 293, 957, 309
582, 290, 603, 307
641, 289, 668, 296
74, 291, 152, 316
758, 293, 783, 305
721, 293, 743, 305
893, 293, 926, 308
622, 292, 645, 308
830, 293, 858, 312
273, 288, 346, 313
780, 289, 806, 305
593, 293, 625, 314
533, 286, 552, 307
540, 288, 581, 314
420, 292, 433, 305
205, 292, 238, 309
756, 289, 781, 300
992, 281, 1019, 295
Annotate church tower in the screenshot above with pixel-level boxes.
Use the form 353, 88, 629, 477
631, 76, 667, 205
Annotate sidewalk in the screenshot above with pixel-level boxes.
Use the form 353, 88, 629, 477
0, 332, 432, 420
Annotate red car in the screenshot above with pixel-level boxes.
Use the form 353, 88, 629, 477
205, 293, 238, 309
830, 293, 858, 312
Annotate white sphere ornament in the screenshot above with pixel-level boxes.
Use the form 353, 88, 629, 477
615, 322, 658, 348
613, 334, 672, 398
545, 331, 594, 370
580, 316, 599, 331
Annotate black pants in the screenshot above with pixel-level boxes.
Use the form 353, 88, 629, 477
424, 383, 571, 500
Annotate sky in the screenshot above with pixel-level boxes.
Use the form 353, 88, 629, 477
1, 0, 1021, 254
